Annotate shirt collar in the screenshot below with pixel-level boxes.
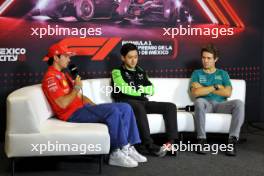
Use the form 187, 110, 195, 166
48, 66, 61, 73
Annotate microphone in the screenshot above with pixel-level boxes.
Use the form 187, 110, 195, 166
68, 63, 79, 79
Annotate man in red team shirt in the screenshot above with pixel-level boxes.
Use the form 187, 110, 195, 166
42, 42, 146, 168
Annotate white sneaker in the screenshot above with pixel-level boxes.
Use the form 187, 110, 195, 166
127, 146, 147, 163
109, 149, 138, 168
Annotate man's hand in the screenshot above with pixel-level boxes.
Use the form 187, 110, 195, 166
74, 76, 96, 105
216, 84, 225, 90
212, 85, 232, 97
73, 75, 83, 92
75, 75, 83, 87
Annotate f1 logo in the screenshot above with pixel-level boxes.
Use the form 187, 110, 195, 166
43, 37, 121, 61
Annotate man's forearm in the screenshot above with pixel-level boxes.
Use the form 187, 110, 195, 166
55, 89, 79, 109
212, 87, 232, 97
191, 86, 215, 97
140, 84, 154, 96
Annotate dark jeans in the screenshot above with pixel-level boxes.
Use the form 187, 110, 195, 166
119, 99, 178, 145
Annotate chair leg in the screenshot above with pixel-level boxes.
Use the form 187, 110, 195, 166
11, 158, 15, 176
98, 155, 103, 174
103, 154, 108, 164
180, 133, 184, 141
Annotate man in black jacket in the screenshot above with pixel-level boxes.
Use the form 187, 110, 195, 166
111, 43, 179, 157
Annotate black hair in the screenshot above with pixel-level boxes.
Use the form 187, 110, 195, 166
47, 57, 54, 66
47, 55, 61, 66
120, 43, 138, 57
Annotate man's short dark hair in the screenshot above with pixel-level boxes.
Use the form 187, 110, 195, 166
47, 55, 61, 66
120, 43, 138, 57
201, 44, 219, 59
47, 57, 54, 66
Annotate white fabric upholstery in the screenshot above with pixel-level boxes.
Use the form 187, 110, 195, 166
5, 78, 246, 158
86, 78, 112, 104
80, 78, 245, 134
5, 81, 110, 158
5, 119, 110, 157
6, 85, 52, 134
147, 78, 245, 134
149, 78, 194, 107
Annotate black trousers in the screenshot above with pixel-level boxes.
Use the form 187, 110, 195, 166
119, 99, 179, 145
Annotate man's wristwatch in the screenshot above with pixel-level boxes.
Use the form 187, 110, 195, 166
74, 85, 82, 91
213, 84, 219, 90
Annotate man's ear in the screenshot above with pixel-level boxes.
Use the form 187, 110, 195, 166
121, 56, 125, 62
53, 55, 60, 62
215, 57, 219, 62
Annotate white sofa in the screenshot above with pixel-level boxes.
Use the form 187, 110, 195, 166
81, 78, 245, 134
5, 78, 246, 174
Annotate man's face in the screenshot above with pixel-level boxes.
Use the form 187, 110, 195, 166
122, 50, 138, 69
55, 54, 71, 69
201, 51, 217, 69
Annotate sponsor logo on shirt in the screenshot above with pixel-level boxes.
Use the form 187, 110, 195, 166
215, 75, 222, 80
138, 73, 144, 80
56, 75, 62, 80
199, 75, 207, 83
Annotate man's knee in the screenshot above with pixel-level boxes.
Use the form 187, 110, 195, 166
165, 102, 177, 111
117, 102, 132, 111
126, 101, 145, 113
232, 100, 244, 109
108, 106, 121, 117
231, 100, 245, 120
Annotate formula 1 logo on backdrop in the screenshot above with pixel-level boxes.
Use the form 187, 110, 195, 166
0, 48, 27, 62
43, 37, 121, 61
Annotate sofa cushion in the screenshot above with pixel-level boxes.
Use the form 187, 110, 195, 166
85, 78, 113, 104
147, 112, 232, 134
149, 78, 193, 107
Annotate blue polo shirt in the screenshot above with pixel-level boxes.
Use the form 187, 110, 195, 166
190, 69, 232, 102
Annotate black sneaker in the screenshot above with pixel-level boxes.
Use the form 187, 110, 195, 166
196, 138, 207, 154
226, 136, 238, 156
146, 144, 167, 157
134, 144, 149, 155
165, 141, 179, 157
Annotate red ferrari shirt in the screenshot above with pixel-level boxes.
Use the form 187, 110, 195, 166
42, 66, 83, 121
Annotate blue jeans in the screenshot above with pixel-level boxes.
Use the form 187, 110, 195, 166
68, 103, 141, 149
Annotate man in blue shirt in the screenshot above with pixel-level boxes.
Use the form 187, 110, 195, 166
190, 44, 245, 156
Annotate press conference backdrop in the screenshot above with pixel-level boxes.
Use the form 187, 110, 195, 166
0, 0, 263, 140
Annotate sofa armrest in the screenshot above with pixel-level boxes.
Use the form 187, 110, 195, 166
6, 94, 41, 134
